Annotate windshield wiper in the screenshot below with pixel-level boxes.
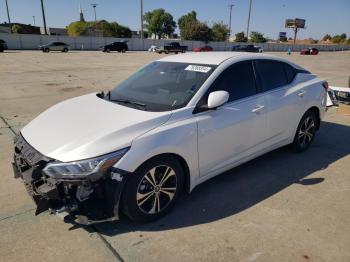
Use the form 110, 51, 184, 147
110, 98, 147, 109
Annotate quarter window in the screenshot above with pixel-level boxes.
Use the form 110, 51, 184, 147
255, 60, 288, 91
210, 61, 257, 102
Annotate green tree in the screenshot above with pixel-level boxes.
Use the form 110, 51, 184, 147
178, 11, 197, 36
211, 22, 230, 41
144, 9, 176, 39
235, 31, 247, 42
67, 21, 88, 36
250, 31, 267, 43
347, 38, 350, 45
181, 20, 212, 42
322, 34, 332, 41
332, 34, 347, 44
11, 24, 24, 34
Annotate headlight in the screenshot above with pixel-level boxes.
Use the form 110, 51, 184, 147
42, 148, 129, 179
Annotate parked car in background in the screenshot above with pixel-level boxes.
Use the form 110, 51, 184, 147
231, 44, 263, 53
39, 42, 69, 52
300, 48, 319, 55
193, 45, 214, 52
156, 42, 187, 54
148, 45, 160, 53
101, 41, 128, 53
13, 52, 328, 225
0, 39, 8, 52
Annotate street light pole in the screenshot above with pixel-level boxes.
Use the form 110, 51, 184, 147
228, 4, 234, 40
5, 0, 12, 33
40, 0, 48, 35
91, 4, 98, 22
33, 16, 36, 26
246, 0, 252, 40
140, 0, 143, 40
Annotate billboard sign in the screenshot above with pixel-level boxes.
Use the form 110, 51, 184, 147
285, 18, 306, 28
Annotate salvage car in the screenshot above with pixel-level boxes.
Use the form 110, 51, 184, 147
194, 45, 214, 52
39, 42, 69, 52
300, 48, 319, 55
328, 86, 350, 105
0, 39, 8, 52
13, 52, 328, 224
101, 41, 128, 53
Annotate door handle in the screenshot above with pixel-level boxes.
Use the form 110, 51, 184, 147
251, 105, 265, 113
298, 90, 306, 97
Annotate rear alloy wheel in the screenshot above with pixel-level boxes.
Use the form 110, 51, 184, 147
291, 110, 318, 152
122, 156, 184, 222
63, 48, 68, 52
44, 48, 50, 52
121, 48, 126, 53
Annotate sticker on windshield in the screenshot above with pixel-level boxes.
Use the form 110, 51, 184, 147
185, 65, 211, 73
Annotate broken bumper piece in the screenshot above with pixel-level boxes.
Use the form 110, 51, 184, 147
13, 134, 127, 225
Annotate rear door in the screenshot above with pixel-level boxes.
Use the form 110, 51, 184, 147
196, 60, 267, 177
254, 60, 305, 146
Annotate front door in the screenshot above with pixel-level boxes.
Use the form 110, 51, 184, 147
196, 61, 267, 177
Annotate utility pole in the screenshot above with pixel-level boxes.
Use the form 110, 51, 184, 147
246, 0, 252, 40
140, 0, 143, 40
40, 0, 48, 35
5, 0, 12, 33
33, 16, 36, 26
91, 4, 98, 22
228, 4, 234, 40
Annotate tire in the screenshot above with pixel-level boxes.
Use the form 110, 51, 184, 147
165, 50, 169, 54
121, 155, 184, 223
106, 49, 111, 53
44, 48, 50, 52
121, 48, 126, 53
291, 110, 318, 152
63, 48, 68, 52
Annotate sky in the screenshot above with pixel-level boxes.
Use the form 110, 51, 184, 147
0, 0, 349, 39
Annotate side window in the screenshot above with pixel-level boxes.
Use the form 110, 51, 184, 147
255, 60, 288, 91
210, 61, 257, 102
283, 63, 296, 83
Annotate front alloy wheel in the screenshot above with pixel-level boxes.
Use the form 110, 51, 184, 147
122, 156, 184, 222
137, 166, 177, 214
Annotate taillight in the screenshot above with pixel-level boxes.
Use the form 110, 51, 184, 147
322, 81, 329, 91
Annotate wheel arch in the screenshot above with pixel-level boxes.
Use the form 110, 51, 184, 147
307, 106, 321, 129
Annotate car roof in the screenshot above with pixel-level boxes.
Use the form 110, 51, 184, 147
157, 52, 297, 66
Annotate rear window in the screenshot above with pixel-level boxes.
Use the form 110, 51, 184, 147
283, 63, 297, 83
255, 60, 288, 91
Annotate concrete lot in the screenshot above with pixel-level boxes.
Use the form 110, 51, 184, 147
0, 51, 349, 262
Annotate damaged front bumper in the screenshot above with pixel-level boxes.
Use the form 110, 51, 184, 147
12, 134, 128, 225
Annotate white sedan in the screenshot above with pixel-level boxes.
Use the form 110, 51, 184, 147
13, 52, 328, 224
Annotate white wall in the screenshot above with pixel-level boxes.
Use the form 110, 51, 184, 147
1, 33, 349, 52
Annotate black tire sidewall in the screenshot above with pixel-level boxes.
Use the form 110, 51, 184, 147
292, 110, 317, 152
121, 156, 184, 223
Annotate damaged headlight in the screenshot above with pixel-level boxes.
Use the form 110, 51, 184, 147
42, 148, 129, 179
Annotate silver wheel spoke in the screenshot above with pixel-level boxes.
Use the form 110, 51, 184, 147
145, 168, 156, 186
160, 188, 175, 200
159, 168, 175, 186
137, 191, 154, 206
149, 195, 158, 214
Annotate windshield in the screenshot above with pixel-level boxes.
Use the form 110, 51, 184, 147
109, 61, 216, 112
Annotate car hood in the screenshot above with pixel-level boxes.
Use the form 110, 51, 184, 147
21, 93, 172, 162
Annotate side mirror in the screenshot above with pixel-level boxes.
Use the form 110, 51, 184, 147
207, 91, 229, 109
